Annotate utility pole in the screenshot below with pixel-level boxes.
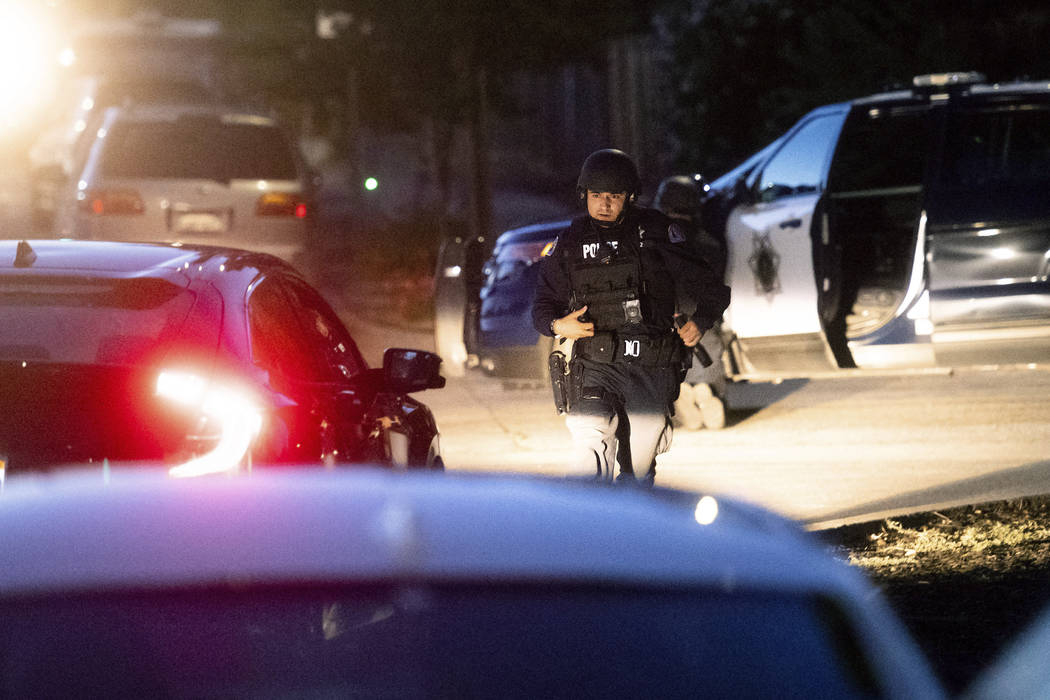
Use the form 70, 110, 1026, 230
468, 63, 491, 245
316, 8, 361, 193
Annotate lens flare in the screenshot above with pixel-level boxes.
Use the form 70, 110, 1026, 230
694, 496, 719, 525
157, 369, 263, 478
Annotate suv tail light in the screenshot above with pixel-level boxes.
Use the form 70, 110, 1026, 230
156, 369, 263, 478
256, 192, 308, 218
77, 189, 145, 215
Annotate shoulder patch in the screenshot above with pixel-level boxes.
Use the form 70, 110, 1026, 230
668, 222, 687, 244
543, 239, 558, 256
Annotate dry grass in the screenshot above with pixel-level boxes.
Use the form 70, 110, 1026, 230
824, 498, 1050, 693
843, 503, 1050, 579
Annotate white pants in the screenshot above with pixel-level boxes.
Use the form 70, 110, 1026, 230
565, 410, 671, 482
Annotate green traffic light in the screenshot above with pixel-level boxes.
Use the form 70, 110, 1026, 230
364, 177, 378, 191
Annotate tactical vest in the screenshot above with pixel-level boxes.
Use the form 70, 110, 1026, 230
564, 213, 681, 366
565, 214, 676, 334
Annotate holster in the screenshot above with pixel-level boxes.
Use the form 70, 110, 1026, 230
548, 348, 584, 415
548, 349, 571, 415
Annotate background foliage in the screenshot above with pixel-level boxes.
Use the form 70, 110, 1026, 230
659, 0, 1050, 176
65, 1, 1050, 185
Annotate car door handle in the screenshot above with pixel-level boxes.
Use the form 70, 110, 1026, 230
779, 218, 803, 229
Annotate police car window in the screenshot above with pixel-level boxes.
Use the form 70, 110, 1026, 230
940, 106, 1050, 187
828, 108, 927, 193
755, 114, 846, 202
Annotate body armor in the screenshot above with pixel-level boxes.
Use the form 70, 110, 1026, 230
564, 214, 680, 366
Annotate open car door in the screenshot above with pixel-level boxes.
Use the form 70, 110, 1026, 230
723, 109, 847, 376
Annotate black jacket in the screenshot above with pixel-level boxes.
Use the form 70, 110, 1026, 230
531, 206, 730, 338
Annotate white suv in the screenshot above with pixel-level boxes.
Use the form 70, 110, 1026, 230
56, 103, 314, 264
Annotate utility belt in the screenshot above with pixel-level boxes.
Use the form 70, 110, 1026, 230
574, 331, 681, 367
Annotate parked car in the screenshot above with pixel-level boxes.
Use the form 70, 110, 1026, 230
28, 74, 222, 230
54, 103, 316, 266
475, 219, 569, 378
0, 468, 945, 698
705, 71, 1050, 378
433, 219, 567, 380
0, 239, 444, 477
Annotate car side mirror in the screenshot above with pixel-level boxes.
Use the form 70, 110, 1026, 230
383, 348, 445, 393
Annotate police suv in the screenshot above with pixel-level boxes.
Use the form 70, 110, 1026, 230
706, 72, 1050, 379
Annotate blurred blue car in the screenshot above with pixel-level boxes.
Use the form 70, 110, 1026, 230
0, 468, 946, 698
475, 219, 568, 378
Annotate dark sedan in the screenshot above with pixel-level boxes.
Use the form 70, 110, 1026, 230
0, 240, 444, 477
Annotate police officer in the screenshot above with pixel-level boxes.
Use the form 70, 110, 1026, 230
532, 149, 730, 484
653, 174, 729, 431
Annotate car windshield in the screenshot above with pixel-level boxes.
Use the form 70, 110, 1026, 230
0, 277, 193, 366
99, 119, 299, 181
0, 583, 877, 699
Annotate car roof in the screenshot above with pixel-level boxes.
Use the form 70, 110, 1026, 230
850, 74, 1050, 109
0, 239, 294, 279
0, 468, 848, 595
102, 101, 281, 126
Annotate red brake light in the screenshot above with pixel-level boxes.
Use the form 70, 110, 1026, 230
156, 369, 264, 478
78, 189, 145, 215
257, 192, 307, 217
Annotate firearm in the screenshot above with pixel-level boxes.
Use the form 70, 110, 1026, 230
674, 315, 713, 368
548, 341, 571, 415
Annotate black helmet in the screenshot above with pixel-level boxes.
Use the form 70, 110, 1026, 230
653, 175, 703, 219
576, 149, 640, 202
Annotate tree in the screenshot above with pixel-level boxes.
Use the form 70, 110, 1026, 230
659, 0, 1050, 178
320, 0, 652, 235
61, 1, 662, 237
